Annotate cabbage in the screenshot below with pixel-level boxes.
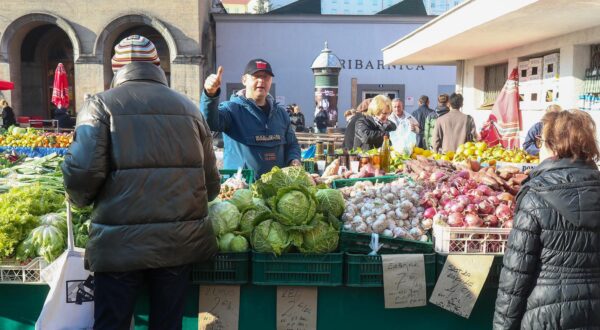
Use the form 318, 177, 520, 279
239, 204, 271, 237
253, 198, 266, 207
256, 166, 314, 199
229, 189, 254, 211
251, 220, 290, 255
299, 216, 339, 254
39, 213, 67, 237
209, 202, 241, 236
268, 185, 317, 228
230, 235, 249, 252
315, 189, 345, 218
218, 233, 236, 252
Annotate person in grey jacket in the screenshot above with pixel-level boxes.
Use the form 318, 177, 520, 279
493, 109, 600, 329
61, 35, 219, 329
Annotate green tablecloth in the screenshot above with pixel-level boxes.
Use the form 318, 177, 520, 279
0, 283, 497, 329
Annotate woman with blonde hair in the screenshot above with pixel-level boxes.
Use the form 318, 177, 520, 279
494, 109, 600, 329
0, 99, 16, 129
353, 95, 396, 150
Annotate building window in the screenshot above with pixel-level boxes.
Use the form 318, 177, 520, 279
483, 63, 508, 106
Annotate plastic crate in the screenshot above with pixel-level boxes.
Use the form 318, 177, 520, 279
191, 252, 249, 284
432, 223, 511, 254
436, 253, 504, 288
219, 169, 255, 185
345, 253, 436, 287
252, 252, 343, 286
331, 174, 408, 189
0, 257, 47, 283
302, 160, 316, 174
339, 229, 433, 255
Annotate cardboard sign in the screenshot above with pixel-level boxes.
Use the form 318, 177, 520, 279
430, 255, 494, 319
277, 286, 317, 330
381, 254, 427, 309
198, 285, 240, 330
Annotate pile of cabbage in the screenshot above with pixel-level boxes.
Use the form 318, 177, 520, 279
209, 166, 343, 255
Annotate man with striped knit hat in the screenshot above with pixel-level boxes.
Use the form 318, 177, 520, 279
62, 35, 219, 329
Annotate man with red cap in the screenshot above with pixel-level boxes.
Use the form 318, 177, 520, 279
201, 58, 301, 177
62, 35, 219, 329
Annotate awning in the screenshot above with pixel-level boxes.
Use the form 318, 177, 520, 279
382, 0, 600, 65
0, 80, 14, 91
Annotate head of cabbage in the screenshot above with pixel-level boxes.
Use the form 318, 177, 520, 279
209, 201, 241, 236
256, 166, 315, 199
269, 186, 317, 227
299, 215, 340, 254
218, 233, 248, 252
315, 189, 345, 218
251, 220, 290, 255
229, 189, 254, 211
239, 204, 271, 238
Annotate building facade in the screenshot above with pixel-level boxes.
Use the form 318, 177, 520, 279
0, 0, 217, 118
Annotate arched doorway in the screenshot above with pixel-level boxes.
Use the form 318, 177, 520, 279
20, 25, 75, 118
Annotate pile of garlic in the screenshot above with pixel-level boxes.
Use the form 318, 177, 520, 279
339, 178, 432, 241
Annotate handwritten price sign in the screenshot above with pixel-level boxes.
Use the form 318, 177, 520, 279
429, 255, 494, 318
277, 287, 317, 330
198, 285, 240, 330
381, 254, 427, 309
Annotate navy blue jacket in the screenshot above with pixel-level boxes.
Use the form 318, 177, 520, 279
523, 122, 542, 155
201, 89, 301, 177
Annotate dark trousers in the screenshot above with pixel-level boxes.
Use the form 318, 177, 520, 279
93, 264, 191, 330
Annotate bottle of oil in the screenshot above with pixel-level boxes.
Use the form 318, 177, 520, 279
380, 135, 391, 173
326, 142, 335, 165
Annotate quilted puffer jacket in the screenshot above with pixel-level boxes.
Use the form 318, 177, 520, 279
61, 62, 220, 272
493, 158, 600, 329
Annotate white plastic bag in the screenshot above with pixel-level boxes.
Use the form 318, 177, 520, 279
390, 120, 417, 155
36, 201, 94, 330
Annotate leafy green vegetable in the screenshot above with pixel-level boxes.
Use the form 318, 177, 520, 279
30, 224, 65, 263
229, 189, 254, 211
15, 236, 36, 261
315, 189, 345, 218
268, 185, 317, 227
75, 220, 91, 248
255, 166, 314, 199
251, 220, 290, 255
209, 201, 241, 236
299, 215, 339, 254
218, 233, 236, 252
229, 235, 249, 252
39, 213, 67, 238
239, 204, 271, 238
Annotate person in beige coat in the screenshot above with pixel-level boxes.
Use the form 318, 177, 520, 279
432, 93, 477, 153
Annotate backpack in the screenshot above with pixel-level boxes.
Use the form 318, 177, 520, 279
423, 113, 438, 150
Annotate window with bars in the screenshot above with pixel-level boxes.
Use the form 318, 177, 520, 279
483, 63, 508, 106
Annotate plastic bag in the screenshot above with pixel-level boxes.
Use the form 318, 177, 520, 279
368, 233, 383, 256
389, 120, 417, 155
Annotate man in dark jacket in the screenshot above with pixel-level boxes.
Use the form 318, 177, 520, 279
61, 35, 220, 329
201, 59, 301, 177
314, 106, 328, 133
411, 95, 434, 148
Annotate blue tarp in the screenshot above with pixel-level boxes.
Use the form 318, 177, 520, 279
0, 146, 67, 157
301, 145, 316, 159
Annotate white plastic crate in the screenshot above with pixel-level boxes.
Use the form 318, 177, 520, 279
433, 223, 511, 254
0, 257, 47, 283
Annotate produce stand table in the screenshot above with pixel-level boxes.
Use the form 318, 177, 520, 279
0, 275, 499, 329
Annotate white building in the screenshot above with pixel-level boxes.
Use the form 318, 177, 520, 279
383, 0, 600, 140
422, 0, 464, 15
214, 14, 456, 127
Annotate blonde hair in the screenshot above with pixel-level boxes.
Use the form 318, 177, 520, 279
367, 95, 392, 116
545, 104, 562, 113
0, 99, 7, 108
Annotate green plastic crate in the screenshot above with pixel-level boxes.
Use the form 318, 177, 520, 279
219, 169, 255, 185
252, 252, 343, 286
331, 174, 410, 189
302, 160, 316, 174
435, 253, 504, 288
191, 252, 250, 284
345, 253, 436, 287
339, 229, 433, 255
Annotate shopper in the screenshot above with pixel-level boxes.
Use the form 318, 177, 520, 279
343, 98, 371, 149
314, 106, 328, 133
61, 35, 220, 330
289, 104, 305, 132
0, 99, 16, 129
431, 93, 477, 153
388, 98, 419, 153
522, 104, 562, 155
201, 58, 301, 177
411, 95, 434, 148
423, 94, 450, 150
53, 107, 75, 129
353, 95, 396, 150
493, 109, 600, 330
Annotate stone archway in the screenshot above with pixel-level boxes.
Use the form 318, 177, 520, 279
95, 14, 179, 89
0, 12, 81, 117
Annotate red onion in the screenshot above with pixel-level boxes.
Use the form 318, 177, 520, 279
457, 195, 471, 206
477, 200, 495, 214
444, 201, 464, 213
467, 194, 482, 204
465, 213, 483, 227
423, 207, 437, 219
447, 212, 465, 227
432, 189, 442, 199
449, 187, 460, 197
439, 196, 452, 208
465, 203, 479, 214
502, 220, 514, 228
466, 180, 478, 190
455, 170, 470, 179
430, 171, 447, 182
483, 215, 499, 227
495, 204, 512, 221
487, 195, 501, 206
477, 185, 495, 196
497, 192, 515, 202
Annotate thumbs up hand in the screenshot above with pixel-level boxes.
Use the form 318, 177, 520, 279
204, 66, 223, 97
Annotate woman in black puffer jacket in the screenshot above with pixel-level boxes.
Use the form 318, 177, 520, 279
493, 109, 600, 329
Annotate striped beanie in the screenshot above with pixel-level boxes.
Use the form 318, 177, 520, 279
111, 35, 160, 72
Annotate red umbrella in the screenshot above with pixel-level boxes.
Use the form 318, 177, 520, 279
51, 63, 69, 109
0, 80, 14, 91
487, 68, 522, 149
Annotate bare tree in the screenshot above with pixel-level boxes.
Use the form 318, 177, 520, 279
253, 0, 272, 13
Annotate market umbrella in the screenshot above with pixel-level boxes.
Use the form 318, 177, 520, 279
0, 80, 14, 90
51, 63, 69, 109
486, 68, 522, 149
